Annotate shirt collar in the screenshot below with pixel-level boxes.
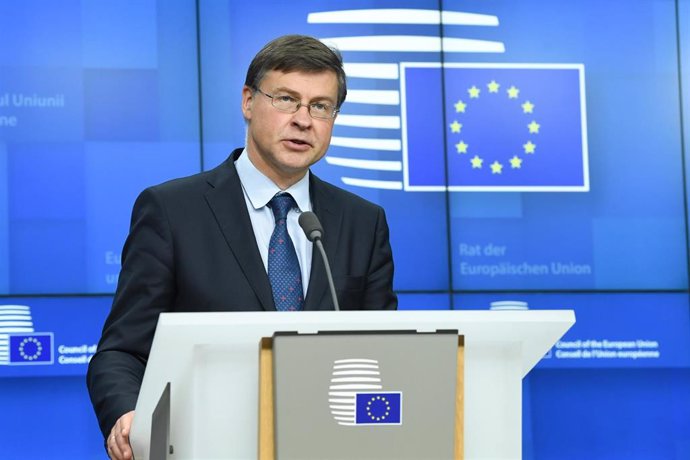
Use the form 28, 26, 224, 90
235, 148, 311, 211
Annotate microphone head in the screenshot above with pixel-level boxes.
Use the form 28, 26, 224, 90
298, 211, 323, 242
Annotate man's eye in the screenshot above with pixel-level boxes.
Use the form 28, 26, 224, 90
277, 95, 296, 103
311, 103, 329, 112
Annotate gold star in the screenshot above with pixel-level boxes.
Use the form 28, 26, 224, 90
471, 155, 483, 169
523, 141, 536, 154
507, 86, 520, 99
455, 141, 468, 154
522, 101, 534, 113
528, 121, 540, 134
454, 100, 467, 113
490, 161, 503, 174
468, 86, 480, 98
510, 156, 523, 168
450, 120, 462, 133
487, 80, 500, 93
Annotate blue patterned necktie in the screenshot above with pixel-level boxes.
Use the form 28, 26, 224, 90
267, 193, 304, 311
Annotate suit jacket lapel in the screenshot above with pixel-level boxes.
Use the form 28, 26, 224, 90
304, 175, 342, 311
204, 150, 275, 311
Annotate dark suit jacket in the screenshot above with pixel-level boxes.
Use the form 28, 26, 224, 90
86, 149, 397, 437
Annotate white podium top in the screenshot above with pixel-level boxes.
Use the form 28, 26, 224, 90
131, 309, 574, 460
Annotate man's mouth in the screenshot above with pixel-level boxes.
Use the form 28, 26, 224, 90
285, 138, 312, 147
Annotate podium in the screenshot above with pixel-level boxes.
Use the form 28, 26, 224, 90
130, 310, 575, 460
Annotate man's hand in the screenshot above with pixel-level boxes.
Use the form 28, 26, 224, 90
107, 410, 135, 460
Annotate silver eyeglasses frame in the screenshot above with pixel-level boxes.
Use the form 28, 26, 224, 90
253, 87, 339, 120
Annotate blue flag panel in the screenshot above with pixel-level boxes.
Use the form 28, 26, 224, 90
7, 333, 53, 365
402, 63, 588, 191
355, 392, 402, 425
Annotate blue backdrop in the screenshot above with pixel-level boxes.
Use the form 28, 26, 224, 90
1, 0, 690, 458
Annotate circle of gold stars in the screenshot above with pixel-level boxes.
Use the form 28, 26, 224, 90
449, 80, 540, 174
366, 395, 391, 421
18, 337, 43, 361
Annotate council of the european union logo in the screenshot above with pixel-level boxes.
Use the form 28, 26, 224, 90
355, 392, 402, 425
307, 8, 588, 193
0, 305, 54, 366
402, 63, 589, 192
307, 7, 507, 191
328, 358, 403, 426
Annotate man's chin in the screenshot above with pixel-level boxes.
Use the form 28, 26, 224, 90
278, 149, 324, 169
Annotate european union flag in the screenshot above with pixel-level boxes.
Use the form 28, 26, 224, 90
9, 333, 53, 365
401, 63, 589, 191
355, 392, 402, 425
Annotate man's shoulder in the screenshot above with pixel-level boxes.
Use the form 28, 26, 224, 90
150, 168, 217, 194
145, 155, 236, 198
311, 174, 383, 214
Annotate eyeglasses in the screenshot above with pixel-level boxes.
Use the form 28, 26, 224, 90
254, 87, 339, 120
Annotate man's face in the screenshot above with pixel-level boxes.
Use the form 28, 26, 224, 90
241, 69, 339, 188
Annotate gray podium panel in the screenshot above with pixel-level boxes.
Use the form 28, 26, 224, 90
273, 332, 459, 460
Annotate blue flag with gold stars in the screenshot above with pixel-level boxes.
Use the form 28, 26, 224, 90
355, 391, 402, 425
401, 63, 588, 191
8, 333, 53, 365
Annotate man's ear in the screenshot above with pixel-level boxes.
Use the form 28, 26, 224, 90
241, 85, 254, 121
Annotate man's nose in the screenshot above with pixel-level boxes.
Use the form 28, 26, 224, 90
290, 104, 313, 127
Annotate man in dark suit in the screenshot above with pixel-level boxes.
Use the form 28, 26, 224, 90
87, 34, 397, 460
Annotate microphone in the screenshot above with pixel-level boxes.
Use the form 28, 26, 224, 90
298, 211, 322, 242
298, 212, 340, 311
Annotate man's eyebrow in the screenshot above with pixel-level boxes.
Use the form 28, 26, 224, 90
272, 86, 335, 104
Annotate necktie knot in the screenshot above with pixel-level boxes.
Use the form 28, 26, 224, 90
268, 193, 297, 222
